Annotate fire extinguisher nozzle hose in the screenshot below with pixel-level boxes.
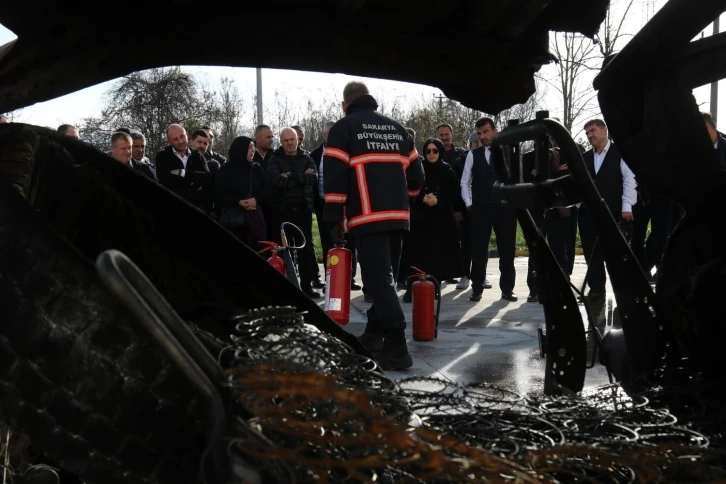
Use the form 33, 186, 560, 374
426, 275, 442, 339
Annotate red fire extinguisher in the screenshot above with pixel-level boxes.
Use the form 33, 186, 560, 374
258, 241, 286, 275
325, 247, 352, 325
409, 266, 441, 341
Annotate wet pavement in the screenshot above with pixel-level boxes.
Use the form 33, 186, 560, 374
318, 256, 624, 396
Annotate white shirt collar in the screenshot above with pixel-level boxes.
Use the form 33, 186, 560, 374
596, 140, 611, 156
173, 147, 190, 158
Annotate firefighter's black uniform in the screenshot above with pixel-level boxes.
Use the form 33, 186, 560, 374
323, 94, 424, 370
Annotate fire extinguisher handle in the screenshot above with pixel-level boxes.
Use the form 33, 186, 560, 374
258, 240, 279, 254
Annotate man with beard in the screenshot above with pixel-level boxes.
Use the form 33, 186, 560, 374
189, 129, 219, 215
200, 125, 227, 168
190, 129, 211, 157
461, 117, 518, 302
156, 124, 210, 209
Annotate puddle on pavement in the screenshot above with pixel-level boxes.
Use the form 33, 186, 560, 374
455, 291, 624, 396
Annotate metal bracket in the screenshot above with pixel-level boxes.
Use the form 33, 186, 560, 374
491, 116, 586, 394
491, 117, 675, 385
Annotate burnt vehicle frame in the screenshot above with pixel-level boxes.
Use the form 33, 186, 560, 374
488, 0, 726, 393
1, 0, 726, 482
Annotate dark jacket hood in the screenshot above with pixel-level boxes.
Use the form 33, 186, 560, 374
229, 136, 254, 164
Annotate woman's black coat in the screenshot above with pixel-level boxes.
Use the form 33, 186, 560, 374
408, 139, 464, 280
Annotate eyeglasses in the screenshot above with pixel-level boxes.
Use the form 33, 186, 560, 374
425, 148, 439, 154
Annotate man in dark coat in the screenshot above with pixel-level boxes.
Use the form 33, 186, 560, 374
200, 125, 227, 167
267, 127, 320, 299
310, 121, 336, 261
156, 124, 210, 210
253, 124, 275, 168
129, 131, 158, 181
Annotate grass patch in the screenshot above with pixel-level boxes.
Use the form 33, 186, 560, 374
312, 214, 597, 261
312, 214, 323, 261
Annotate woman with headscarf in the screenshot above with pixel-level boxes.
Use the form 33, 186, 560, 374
403, 138, 464, 302
214, 136, 269, 248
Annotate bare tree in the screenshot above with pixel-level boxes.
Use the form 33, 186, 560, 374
264, 88, 300, 143
544, 0, 651, 134
544, 32, 600, 133
401, 81, 546, 149
595, 0, 635, 58
640, 0, 665, 27
207, 76, 246, 157
81, 67, 219, 155
1, 109, 23, 123
490, 83, 547, 130
296, 96, 342, 151
77, 116, 114, 151
377, 94, 406, 124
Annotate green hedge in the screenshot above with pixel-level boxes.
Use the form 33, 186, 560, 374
310, 215, 590, 261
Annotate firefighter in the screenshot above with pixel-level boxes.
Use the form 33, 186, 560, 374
323, 81, 424, 370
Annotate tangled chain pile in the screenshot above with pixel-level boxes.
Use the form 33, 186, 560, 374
219, 307, 726, 483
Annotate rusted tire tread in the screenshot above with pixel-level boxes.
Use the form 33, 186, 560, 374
0, 185, 208, 483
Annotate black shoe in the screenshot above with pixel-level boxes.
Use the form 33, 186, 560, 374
527, 293, 538, 303
445, 278, 458, 284
484, 279, 492, 289
358, 331, 384, 356
586, 291, 605, 300
377, 329, 413, 370
351, 280, 362, 290
303, 288, 322, 299
502, 292, 518, 302
469, 291, 482, 302
312, 278, 325, 289
396, 280, 408, 290
402, 291, 412, 303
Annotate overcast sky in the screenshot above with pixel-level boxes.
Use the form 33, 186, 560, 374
1, 2, 723, 134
